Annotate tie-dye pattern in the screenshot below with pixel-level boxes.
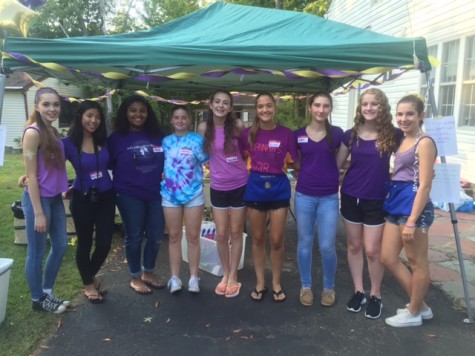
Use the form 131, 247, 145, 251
161, 132, 209, 205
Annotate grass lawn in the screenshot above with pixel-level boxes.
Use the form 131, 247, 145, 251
0, 153, 121, 355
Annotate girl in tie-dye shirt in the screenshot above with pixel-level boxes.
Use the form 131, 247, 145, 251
161, 106, 209, 295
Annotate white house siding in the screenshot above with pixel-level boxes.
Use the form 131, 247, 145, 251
1, 90, 27, 148
327, 0, 475, 182
2, 77, 84, 149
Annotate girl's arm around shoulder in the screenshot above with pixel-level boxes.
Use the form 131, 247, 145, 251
197, 121, 206, 137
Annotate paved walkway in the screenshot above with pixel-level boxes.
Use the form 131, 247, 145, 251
34, 209, 475, 356
423, 209, 475, 313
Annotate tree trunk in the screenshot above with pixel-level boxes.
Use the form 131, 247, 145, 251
275, 0, 283, 9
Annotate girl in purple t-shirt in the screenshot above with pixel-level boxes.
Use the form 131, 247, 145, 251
198, 90, 248, 298
240, 92, 298, 303
294, 92, 343, 308
336, 88, 401, 319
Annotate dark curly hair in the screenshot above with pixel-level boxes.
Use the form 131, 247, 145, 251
113, 95, 162, 137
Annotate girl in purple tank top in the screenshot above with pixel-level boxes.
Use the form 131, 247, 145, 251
382, 95, 437, 328
336, 88, 400, 319
198, 90, 248, 298
22, 87, 69, 314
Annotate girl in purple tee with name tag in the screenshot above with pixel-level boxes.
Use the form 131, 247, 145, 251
294, 92, 344, 308
240, 92, 298, 303
336, 88, 402, 319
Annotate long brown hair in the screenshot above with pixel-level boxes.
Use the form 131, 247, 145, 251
25, 87, 65, 169
203, 90, 237, 154
248, 92, 275, 147
349, 88, 397, 155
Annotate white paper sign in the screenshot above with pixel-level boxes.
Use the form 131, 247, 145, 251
424, 116, 457, 156
0, 125, 6, 167
430, 163, 460, 203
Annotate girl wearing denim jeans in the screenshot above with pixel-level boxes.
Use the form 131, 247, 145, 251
381, 95, 437, 327
294, 92, 344, 307
108, 95, 165, 295
22, 87, 69, 314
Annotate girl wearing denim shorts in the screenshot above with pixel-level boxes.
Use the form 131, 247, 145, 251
240, 92, 298, 303
162, 106, 209, 295
381, 95, 437, 328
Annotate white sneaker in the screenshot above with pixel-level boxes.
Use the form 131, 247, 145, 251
397, 304, 433, 320
167, 276, 182, 294
385, 309, 422, 327
188, 276, 200, 293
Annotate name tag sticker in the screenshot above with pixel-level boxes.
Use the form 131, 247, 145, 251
226, 155, 238, 163
268, 140, 281, 148
298, 136, 309, 143
153, 146, 163, 153
180, 147, 192, 155
90, 171, 103, 180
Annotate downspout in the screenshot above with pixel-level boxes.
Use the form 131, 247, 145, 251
21, 89, 28, 122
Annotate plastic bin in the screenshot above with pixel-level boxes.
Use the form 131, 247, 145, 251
0, 258, 14, 324
181, 228, 247, 276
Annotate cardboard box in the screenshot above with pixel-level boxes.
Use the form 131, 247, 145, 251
0, 258, 14, 324
181, 228, 247, 276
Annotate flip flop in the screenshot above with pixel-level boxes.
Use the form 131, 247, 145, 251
215, 282, 227, 296
141, 278, 166, 290
225, 283, 241, 298
129, 282, 153, 295
250, 287, 267, 302
272, 289, 286, 303
84, 291, 104, 304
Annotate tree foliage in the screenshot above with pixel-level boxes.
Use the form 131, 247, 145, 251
223, 0, 330, 16
28, 0, 112, 38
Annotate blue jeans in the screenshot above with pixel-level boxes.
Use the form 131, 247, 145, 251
22, 192, 68, 300
295, 192, 338, 290
116, 192, 165, 277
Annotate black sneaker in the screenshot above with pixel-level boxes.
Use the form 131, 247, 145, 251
365, 295, 383, 319
347, 291, 366, 312
48, 293, 70, 307
32, 294, 66, 314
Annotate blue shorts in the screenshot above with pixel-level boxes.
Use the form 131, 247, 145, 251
162, 191, 205, 208
385, 201, 434, 229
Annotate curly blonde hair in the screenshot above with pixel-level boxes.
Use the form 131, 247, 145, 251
349, 88, 397, 155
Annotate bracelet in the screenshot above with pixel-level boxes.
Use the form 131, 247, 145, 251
405, 224, 416, 228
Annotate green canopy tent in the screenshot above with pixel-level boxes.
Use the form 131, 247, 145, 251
0, 1, 430, 96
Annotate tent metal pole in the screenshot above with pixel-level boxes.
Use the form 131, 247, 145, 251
426, 71, 473, 324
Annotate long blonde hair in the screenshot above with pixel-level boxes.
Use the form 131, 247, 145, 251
349, 88, 397, 155
25, 88, 65, 169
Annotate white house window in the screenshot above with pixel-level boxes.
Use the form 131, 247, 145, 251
439, 40, 459, 117
461, 35, 475, 126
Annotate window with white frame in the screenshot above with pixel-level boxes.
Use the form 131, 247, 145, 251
439, 40, 459, 117
421, 36, 475, 127
461, 35, 475, 127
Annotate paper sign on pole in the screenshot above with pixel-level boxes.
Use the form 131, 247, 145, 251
424, 116, 457, 156
0, 125, 6, 167
430, 163, 460, 203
